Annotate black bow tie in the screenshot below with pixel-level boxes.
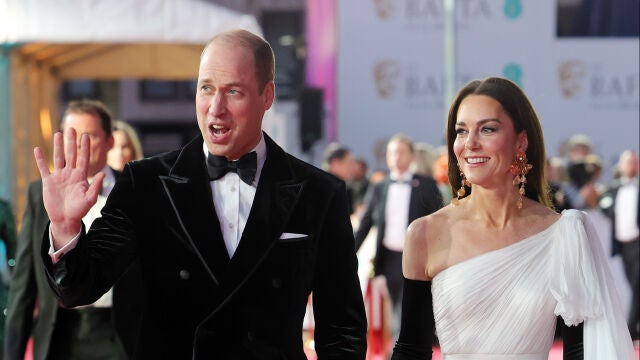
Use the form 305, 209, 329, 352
207, 151, 257, 185
391, 178, 409, 185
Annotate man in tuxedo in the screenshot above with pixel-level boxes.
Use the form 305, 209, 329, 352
322, 143, 355, 214
354, 134, 442, 339
600, 150, 639, 339
35, 30, 366, 359
5, 100, 141, 359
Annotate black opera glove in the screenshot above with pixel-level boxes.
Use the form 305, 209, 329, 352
562, 320, 584, 360
391, 278, 434, 360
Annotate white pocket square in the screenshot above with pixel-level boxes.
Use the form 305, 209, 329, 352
280, 232, 308, 239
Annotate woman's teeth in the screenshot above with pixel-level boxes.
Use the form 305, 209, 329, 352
467, 157, 489, 164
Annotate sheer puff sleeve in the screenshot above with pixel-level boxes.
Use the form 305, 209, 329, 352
550, 209, 635, 359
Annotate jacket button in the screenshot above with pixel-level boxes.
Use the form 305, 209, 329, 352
179, 269, 190, 280
272, 278, 282, 289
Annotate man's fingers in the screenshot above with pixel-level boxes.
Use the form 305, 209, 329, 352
33, 147, 51, 178
86, 172, 105, 201
65, 128, 78, 169
76, 133, 90, 179
52, 131, 65, 170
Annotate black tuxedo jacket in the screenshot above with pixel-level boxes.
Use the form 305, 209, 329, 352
6, 171, 142, 360
41, 133, 367, 359
599, 177, 640, 256
354, 174, 443, 273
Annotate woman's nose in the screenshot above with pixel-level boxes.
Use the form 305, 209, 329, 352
465, 133, 479, 150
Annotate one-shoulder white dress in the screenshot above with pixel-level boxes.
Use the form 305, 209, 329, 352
432, 210, 635, 360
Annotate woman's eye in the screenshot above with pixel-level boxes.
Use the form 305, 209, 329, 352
455, 128, 467, 135
481, 127, 496, 133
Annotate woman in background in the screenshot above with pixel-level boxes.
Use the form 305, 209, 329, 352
107, 120, 143, 171
392, 77, 635, 359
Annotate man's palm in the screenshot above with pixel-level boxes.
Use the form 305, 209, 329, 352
34, 129, 103, 241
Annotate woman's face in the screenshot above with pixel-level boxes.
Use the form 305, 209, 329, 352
452, 95, 526, 188
107, 130, 134, 171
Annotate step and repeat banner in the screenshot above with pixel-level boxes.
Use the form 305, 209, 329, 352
337, 0, 639, 173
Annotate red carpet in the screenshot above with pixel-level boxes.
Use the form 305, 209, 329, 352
431, 342, 639, 360
26, 336, 640, 359
304, 340, 640, 359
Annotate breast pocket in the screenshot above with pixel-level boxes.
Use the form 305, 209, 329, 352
268, 235, 315, 288
278, 232, 312, 243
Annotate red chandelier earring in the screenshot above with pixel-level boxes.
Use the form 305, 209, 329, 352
452, 164, 471, 206
510, 151, 533, 209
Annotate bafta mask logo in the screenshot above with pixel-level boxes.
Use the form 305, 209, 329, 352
374, 61, 401, 98
504, 0, 523, 19
373, 0, 395, 19
559, 60, 586, 98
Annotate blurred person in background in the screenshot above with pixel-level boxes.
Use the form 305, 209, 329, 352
411, 142, 437, 178
0, 198, 17, 350
323, 142, 356, 214
107, 120, 144, 172
432, 147, 453, 204
567, 154, 605, 210
5, 100, 142, 360
563, 134, 592, 162
349, 157, 370, 218
560, 134, 600, 210
600, 150, 640, 340
355, 133, 442, 345
546, 157, 572, 212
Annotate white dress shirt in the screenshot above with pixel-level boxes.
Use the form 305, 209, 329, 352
382, 172, 412, 252
614, 177, 639, 242
206, 134, 267, 257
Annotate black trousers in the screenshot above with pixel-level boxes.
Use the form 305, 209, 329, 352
48, 307, 126, 360
378, 246, 404, 345
620, 239, 639, 338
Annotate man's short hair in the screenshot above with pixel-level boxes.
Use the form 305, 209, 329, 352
387, 133, 414, 153
322, 143, 351, 170
61, 99, 114, 137
205, 29, 275, 93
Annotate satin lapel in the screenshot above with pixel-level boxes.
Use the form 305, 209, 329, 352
408, 175, 424, 222
216, 135, 304, 304
379, 179, 392, 225
158, 137, 229, 286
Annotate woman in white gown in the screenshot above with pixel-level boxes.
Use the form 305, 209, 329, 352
391, 77, 635, 360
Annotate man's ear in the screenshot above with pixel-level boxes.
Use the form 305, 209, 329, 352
107, 133, 115, 150
262, 81, 275, 110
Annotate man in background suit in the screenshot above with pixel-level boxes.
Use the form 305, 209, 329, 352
0, 197, 17, 351
600, 150, 639, 339
34, 30, 366, 359
5, 100, 141, 359
322, 143, 355, 214
354, 133, 442, 339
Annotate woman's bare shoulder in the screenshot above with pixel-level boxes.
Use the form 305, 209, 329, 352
404, 206, 454, 280
411, 204, 453, 230
521, 199, 562, 229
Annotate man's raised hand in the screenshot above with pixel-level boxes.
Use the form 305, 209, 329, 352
34, 128, 104, 246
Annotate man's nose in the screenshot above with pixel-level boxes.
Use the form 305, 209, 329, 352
208, 93, 226, 117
